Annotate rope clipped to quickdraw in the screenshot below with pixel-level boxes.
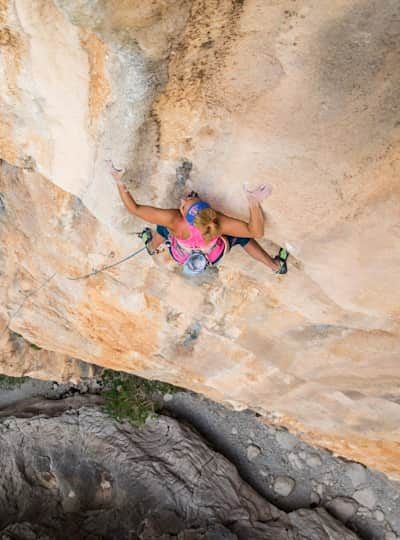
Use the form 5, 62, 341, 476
67, 228, 155, 281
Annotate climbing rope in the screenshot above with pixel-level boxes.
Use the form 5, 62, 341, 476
0, 229, 155, 341
67, 245, 147, 280
67, 227, 155, 280
0, 271, 57, 340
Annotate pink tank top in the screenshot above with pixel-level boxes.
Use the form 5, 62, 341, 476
169, 220, 226, 265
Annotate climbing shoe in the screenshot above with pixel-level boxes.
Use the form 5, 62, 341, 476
275, 247, 289, 274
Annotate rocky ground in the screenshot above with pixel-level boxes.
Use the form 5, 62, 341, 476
0, 376, 398, 540
162, 392, 400, 540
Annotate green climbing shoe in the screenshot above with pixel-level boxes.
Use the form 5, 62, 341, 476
275, 247, 289, 274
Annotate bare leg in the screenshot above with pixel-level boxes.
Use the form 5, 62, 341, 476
148, 231, 166, 253
243, 239, 280, 272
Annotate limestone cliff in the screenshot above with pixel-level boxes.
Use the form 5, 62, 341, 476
0, 0, 399, 478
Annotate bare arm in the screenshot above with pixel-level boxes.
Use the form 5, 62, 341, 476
116, 182, 179, 226
110, 164, 179, 227
218, 184, 272, 238
218, 201, 264, 238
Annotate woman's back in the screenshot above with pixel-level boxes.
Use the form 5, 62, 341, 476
175, 219, 218, 250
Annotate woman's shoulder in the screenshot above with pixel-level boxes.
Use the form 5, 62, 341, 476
216, 211, 251, 237
169, 215, 190, 238
215, 211, 234, 228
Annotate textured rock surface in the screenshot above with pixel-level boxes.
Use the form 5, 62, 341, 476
0, 0, 400, 478
0, 408, 361, 539
163, 390, 400, 540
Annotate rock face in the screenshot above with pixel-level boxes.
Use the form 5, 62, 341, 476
0, 408, 361, 539
0, 0, 400, 478
164, 391, 400, 540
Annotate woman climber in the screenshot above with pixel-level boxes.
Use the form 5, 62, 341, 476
109, 162, 288, 275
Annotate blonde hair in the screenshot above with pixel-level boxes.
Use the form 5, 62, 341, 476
194, 207, 221, 241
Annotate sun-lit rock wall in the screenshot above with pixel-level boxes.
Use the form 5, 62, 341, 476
1, 0, 399, 478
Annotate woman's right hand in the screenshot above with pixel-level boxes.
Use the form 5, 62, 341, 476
243, 183, 272, 204
106, 160, 126, 186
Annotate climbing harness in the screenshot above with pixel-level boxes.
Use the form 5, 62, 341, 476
165, 235, 228, 275
67, 228, 157, 281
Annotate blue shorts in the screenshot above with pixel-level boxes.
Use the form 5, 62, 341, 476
225, 235, 250, 248
156, 225, 249, 249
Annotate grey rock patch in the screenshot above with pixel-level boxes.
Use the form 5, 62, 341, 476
0, 193, 5, 213
246, 444, 261, 461
346, 462, 367, 488
357, 506, 372, 517
306, 454, 322, 468
0, 523, 51, 540
322, 471, 335, 485
274, 476, 296, 497
374, 510, 385, 522
327, 497, 358, 522
384, 533, 398, 540
0, 394, 103, 418
353, 487, 377, 510
0, 409, 362, 540
276, 429, 297, 450
289, 508, 360, 540
0, 378, 55, 408
288, 452, 304, 470
156, 391, 400, 539
310, 491, 321, 505
174, 160, 192, 198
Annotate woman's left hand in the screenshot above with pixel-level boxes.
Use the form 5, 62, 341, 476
243, 183, 272, 204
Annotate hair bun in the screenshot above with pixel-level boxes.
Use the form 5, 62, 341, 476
194, 208, 220, 241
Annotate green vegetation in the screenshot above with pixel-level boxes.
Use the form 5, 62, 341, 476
0, 374, 28, 389
101, 370, 180, 427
